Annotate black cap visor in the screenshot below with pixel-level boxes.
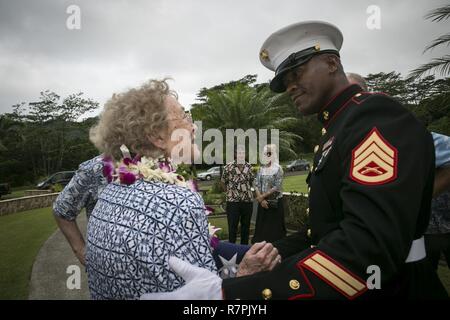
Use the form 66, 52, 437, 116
269, 48, 339, 93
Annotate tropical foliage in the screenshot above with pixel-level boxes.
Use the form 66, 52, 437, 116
409, 4, 450, 79
0, 91, 98, 186
191, 76, 301, 161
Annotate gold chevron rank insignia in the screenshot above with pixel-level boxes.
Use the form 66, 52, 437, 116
299, 251, 368, 299
350, 127, 397, 185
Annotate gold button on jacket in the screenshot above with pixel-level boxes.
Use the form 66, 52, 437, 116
262, 288, 272, 300
289, 280, 300, 290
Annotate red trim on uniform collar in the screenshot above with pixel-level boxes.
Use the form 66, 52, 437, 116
319, 84, 357, 113
318, 84, 363, 127
324, 97, 353, 129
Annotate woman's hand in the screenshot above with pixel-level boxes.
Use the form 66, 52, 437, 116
261, 200, 269, 209
237, 241, 281, 277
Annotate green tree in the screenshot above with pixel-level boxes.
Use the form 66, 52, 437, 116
414, 78, 450, 135
192, 81, 301, 161
409, 4, 450, 79
14, 90, 98, 175
365, 72, 450, 135
0, 91, 99, 185
193, 74, 258, 105
365, 72, 410, 103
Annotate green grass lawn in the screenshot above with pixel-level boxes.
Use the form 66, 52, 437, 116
208, 215, 229, 239
0, 207, 57, 299
0, 185, 37, 200
282, 174, 308, 193
1, 202, 448, 299
1, 190, 26, 200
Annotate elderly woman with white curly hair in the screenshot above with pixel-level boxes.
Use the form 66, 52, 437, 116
85, 79, 217, 299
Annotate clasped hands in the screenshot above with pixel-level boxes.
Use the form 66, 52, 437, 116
237, 241, 281, 276
256, 195, 269, 209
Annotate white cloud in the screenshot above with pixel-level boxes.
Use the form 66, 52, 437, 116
0, 0, 448, 116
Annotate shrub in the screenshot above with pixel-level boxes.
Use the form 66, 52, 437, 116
284, 193, 309, 230
210, 179, 224, 194
51, 183, 64, 193
203, 192, 225, 205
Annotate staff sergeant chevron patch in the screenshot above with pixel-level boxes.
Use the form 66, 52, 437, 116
350, 127, 397, 185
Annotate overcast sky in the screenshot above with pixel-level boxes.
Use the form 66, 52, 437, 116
0, 0, 448, 117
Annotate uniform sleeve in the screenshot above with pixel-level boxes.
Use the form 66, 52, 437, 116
432, 132, 450, 168
53, 161, 96, 221
272, 227, 311, 259
222, 96, 435, 300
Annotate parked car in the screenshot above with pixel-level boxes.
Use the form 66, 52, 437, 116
286, 159, 310, 172
197, 166, 221, 181
0, 183, 11, 199
36, 171, 75, 190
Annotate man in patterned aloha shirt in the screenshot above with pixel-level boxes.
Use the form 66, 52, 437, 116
221, 146, 255, 245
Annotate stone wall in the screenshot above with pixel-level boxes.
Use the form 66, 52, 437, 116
0, 191, 309, 219
0, 193, 60, 216
24, 189, 53, 196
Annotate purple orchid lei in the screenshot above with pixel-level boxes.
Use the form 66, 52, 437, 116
102, 154, 198, 191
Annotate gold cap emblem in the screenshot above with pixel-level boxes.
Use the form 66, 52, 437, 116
315, 44, 321, 51
260, 49, 270, 61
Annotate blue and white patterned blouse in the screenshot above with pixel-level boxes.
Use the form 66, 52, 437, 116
53, 156, 107, 220
86, 179, 217, 300
427, 132, 450, 234
254, 164, 284, 200
432, 132, 450, 168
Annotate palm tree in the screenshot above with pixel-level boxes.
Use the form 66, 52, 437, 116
409, 5, 450, 79
193, 83, 301, 160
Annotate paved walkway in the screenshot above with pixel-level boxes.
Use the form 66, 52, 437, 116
28, 213, 89, 300
27, 202, 294, 300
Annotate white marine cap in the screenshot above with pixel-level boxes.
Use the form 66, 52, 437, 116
259, 21, 343, 93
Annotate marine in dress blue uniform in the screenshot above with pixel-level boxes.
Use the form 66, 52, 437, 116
141, 21, 448, 300
221, 21, 448, 299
